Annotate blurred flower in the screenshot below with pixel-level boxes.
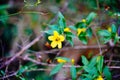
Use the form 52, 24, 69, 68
48, 31, 65, 48
57, 58, 66, 63
77, 28, 86, 36
64, 27, 71, 32
82, 19, 86, 23
71, 59, 75, 64
108, 27, 111, 32
96, 75, 103, 80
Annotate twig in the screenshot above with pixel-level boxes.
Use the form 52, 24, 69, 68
93, 29, 102, 55
36, 45, 107, 54
22, 56, 120, 69
0, 71, 18, 80
4, 33, 43, 66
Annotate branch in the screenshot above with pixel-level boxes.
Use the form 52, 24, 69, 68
4, 33, 44, 66
36, 45, 107, 54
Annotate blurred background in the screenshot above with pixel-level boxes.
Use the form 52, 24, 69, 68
0, 0, 120, 80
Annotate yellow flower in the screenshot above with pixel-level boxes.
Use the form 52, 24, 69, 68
64, 27, 71, 32
71, 59, 75, 64
77, 28, 86, 36
48, 31, 65, 49
57, 58, 66, 63
82, 19, 86, 23
96, 75, 103, 80
108, 27, 111, 32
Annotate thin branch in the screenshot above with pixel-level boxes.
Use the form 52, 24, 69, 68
36, 45, 107, 54
4, 33, 43, 66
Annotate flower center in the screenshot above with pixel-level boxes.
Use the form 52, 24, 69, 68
55, 37, 60, 41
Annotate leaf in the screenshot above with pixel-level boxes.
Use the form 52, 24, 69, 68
81, 56, 89, 65
88, 56, 97, 68
96, 56, 103, 74
78, 35, 88, 44
75, 22, 86, 28
86, 28, 93, 38
58, 12, 64, 19
49, 63, 64, 76
70, 65, 77, 80
69, 25, 77, 30
66, 36, 74, 46
103, 66, 112, 80
98, 30, 111, 37
86, 12, 96, 25
58, 12, 66, 29
111, 24, 117, 33
83, 66, 98, 75
0, 5, 10, 10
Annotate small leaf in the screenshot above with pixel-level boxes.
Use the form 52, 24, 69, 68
70, 65, 77, 80
50, 63, 64, 76
86, 28, 93, 38
98, 30, 111, 37
86, 12, 96, 25
103, 66, 111, 80
78, 35, 88, 44
81, 56, 89, 65
96, 56, 103, 74
88, 56, 97, 68
69, 25, 77, 30
111, 24, 117, 33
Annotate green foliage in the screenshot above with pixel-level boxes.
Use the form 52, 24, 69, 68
0, 5, 9, 25
86, 12, 97, 25
70, 65, 77, 80
81, 56, 89, 65
98, 24, 119, 44
50, 63, 64, 76
103, 66, 112, 80
79, 56, 111, 80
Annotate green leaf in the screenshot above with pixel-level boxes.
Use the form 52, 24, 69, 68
103, 66, 111, 80
96, 56, 103, 74
70, 65, 77, 80
81, 56, 89, 65
66, 36, 74, 46
50, 63, 64, 76
86, 28, 93, 38
98, 30, 111, 37
111, 24, 117, 33
78, 35, 88, 44
0, 5, 10, 10
88, 56, 97, 68
58, 12, 64, 19
69, 25, 77, 30
75, 22, 86, 28
86, 12, 96, 25
83, 66, 98, 75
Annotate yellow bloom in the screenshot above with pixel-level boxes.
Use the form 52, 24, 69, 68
77, 28, 86, 36
108, 27, 111, 32
57, 59, 66, 63
82, 19, 86, 23
71, 59, 75, 64
96, 76, 103, 80
64, 27, 71, 32
48, 31, 65, 49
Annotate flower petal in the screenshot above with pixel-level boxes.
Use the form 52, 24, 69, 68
58, 42, 62, 49
48, 36, 55, 41
51, 41, 57, 48
53, 31, 59, 37
59, 35, 65, 41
